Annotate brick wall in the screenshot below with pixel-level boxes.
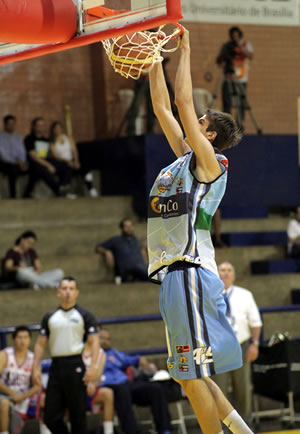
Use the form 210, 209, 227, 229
104, 22, 300, 136
0, 45, 95, 141
0, 22, 300, 140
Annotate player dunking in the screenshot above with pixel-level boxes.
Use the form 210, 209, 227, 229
148, 29, 253, 434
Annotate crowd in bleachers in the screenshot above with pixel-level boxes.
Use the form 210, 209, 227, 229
0, 115, 98, 199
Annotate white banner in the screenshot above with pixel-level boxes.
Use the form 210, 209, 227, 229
181, 0, 300, 26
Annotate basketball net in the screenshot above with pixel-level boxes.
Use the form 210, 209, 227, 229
102, 24, 184, 80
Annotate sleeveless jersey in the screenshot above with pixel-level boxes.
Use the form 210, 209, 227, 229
148, 150, 228, 283
0, 347, 34, 414
53, 134, 73, 161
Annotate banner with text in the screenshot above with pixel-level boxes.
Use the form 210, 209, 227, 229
181, 0, 299, 26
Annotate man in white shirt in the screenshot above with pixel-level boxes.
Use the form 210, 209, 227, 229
287, 205, 300, 258
215, 262, 262, 423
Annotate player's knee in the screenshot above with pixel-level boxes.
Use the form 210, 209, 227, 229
101, 388, 114, 404
0, 398, 10, 413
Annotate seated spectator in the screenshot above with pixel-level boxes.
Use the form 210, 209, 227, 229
287, 205, 300, 258
99, 328, 171, 434
23, 117, 72, 198
82, 333, 114, 434
49, 121, 98, 197
0, 325, 41, 434
95, 218, 148, 283
3, 231, 64, 289
0, 114, 28, 198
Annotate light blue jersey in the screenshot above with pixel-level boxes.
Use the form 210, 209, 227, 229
148, 150, 228, 283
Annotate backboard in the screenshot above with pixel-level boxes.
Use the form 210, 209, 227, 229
0, 0, 182, 66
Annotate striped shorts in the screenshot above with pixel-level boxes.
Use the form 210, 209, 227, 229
160, 264, 242, 380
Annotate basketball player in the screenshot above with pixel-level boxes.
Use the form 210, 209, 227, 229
0, 326, 41, 434
148, 29, 253, 434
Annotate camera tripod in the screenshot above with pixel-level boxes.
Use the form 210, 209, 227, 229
115, 57, 180, 138
210, 75, 263, 134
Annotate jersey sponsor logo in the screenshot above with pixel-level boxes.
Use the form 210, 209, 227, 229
167, 361, 174, 369
180, 356, 188, 363
70, 318, 79, 323
150, 197, 161, 214
179, 364, 189, 372
193, 345, 213, 365
148, 193, 188, 219
176, 345, 190, 354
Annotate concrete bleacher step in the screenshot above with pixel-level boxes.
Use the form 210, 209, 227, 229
0, 222, 147, 257
215, 245, 284, 276
0, 197, 135, 224
221, 215, 289, 232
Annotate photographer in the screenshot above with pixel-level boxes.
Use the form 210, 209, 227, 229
216, 26, 253, 129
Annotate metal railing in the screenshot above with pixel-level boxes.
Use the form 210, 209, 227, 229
1, 305, 300, 353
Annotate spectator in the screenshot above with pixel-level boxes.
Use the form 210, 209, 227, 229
32, 276, 99, 434
99, 328, 171, 434
95, 218, 148, 283
287, 205, 300, 258
0, 325, 41, 434
0, 114, 28, 198
23, 117, 71, 198
49, 121, 98, 197
82, 333, 114, 434
215, 262, 262, 423
216, 26, 253, 130
3, 230, 64, 289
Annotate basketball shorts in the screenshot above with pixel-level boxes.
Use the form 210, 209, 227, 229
159, 264, 242, 380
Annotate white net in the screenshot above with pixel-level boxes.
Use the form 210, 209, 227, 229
101, 24, 182, 79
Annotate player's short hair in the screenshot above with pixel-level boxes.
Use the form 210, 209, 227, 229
119, 217, 131, 230
3, 114, 16, 125
205, 109, 242, 151
15, 230, 37, 245
13, 325, 31, 339
60, 276, 77, 286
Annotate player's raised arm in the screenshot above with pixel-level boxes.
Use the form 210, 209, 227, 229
174, 30, 222, 181
149, 62, 190, 158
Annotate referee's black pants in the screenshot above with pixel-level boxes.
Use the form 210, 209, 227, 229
44, 355, 87, 434
107, 381, 171, 434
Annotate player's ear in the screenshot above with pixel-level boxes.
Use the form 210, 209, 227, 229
206, 130, 217, 142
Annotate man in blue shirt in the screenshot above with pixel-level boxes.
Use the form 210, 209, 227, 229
96, 218, 148, 283
99, 329, 171, 434
0, 115, 28, 198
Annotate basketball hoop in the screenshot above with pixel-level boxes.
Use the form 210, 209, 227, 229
102, 23, 184, 80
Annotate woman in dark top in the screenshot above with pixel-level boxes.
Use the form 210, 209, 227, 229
4, 231, 63, 289
23, 117, 72, 198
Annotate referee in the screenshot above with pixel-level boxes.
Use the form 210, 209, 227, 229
32, 276, 99, 434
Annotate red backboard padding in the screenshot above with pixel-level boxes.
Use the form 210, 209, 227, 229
0, 0, 77, 44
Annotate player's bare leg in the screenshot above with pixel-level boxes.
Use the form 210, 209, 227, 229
0, 398, 10, 432
204, 378, 253, 433
95, 388, 114, 434
178, 378, 223, 434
